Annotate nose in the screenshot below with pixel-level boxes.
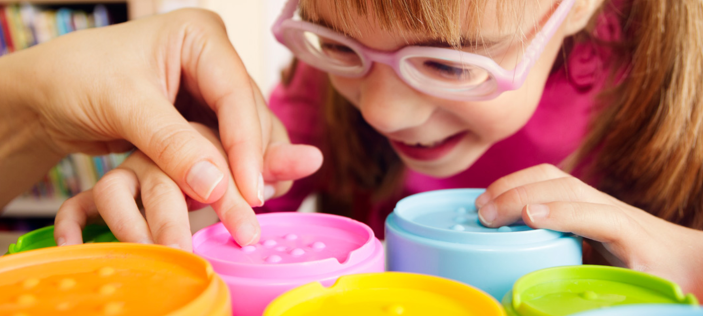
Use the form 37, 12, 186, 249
357, 64, 436, 134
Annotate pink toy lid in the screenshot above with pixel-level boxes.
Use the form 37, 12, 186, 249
193, 212, 379, 279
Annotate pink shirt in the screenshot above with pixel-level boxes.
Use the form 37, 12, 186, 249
256, 11, 623, 238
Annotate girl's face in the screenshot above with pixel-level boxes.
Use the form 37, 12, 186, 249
314, 0, 577, 177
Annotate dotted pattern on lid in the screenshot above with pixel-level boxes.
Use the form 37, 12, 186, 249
412, 206, 531, 233
196, 223, 368, 265
0, 245, 222, 316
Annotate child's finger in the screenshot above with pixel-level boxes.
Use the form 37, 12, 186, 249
210, 173, 261, 247
189, 123, 261, 246
54, 190, 99, 246
260, 112, 323, 200
476, 164, 569, 208
479, 176, 612, 227
125, 152, 193, 251
522, 201, 640, 245
92, 168, 153, 244
262, 142, 323, 199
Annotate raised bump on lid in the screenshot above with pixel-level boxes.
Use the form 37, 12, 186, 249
194, 213, 375, 266
0, 244, 227, 316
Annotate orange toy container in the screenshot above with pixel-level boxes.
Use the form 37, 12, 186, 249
0, 243, 231, 316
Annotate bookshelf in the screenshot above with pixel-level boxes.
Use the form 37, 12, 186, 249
0, 0, 156, 19
3, 198, 67, 217
1, 152, 128, 218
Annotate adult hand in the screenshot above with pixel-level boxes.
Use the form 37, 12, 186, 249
54, 123, 321, 251
0, 9, 322, 246
476, 164, 703, 300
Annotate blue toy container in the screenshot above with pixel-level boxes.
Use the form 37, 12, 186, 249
385, 188, 582, 299
569, 304, 703, 316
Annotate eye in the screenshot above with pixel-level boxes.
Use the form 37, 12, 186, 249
423, 60, 473, 80
320, 42, 356, 54
317, 40, 361, 66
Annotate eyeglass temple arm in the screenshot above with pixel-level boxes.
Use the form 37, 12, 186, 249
273, 0, 300, 43
514, 0, 576, 83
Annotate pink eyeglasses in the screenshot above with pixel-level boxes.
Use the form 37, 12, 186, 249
272, 0, 575, 101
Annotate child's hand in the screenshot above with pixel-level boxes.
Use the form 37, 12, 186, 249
54, 123, 322, 251
476, 164, 703, 299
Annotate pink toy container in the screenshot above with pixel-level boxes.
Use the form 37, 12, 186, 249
192, 212, 385, 316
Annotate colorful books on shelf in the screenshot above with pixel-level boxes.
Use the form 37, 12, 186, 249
0, 3, 111, 56
23, 153, 129, 201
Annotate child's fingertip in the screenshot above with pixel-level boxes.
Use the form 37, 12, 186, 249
167, 243, 182, 250
264, 184, 276, 201
526, 204, 550, 223
234, 221, 260, 246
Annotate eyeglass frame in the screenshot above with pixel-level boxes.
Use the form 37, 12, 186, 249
272, 0, 575, 101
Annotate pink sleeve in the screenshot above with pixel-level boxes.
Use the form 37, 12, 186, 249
254, 62, 327, 214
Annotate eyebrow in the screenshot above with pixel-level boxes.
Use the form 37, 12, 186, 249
305, 14, 506, 49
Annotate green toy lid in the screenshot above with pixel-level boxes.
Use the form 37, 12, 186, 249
6, 224, 118, 254
502, 265, 699, 316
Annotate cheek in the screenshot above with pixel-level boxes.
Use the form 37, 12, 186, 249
329, 75, 362, 106
453, 86, 544, 144
463, 39, 562, 143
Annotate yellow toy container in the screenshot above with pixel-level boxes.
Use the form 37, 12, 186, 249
0, 243, 230, 316
264, 272, 506, 316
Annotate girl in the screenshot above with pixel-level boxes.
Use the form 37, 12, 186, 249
55, 0, 703, 298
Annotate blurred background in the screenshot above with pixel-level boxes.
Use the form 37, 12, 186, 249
0, 0, 295, 253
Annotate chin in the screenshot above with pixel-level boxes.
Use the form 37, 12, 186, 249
398, 146, 485, 178
404, 161, 470, 178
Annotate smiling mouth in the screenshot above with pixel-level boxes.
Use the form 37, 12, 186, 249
398, 139, 447, 148
389, 131, 467, 161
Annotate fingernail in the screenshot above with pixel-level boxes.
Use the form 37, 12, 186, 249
187, 161, 225, 200
257, 173, 265, 206
526, 204, 550, 222
478, 202, 497, 226
167, 243, 181, 250
138, 239, 153, 244
235, 222, 258, 246
264, 185, 276, 201
475, 192, 491, 208
57, 237, 66, 246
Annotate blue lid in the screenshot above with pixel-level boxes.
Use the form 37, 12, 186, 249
569, 304, 703, 316
390, 189, 568, 245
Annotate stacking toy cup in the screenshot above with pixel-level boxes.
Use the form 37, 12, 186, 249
263, 272, 506, 316
7, 224, 117, 254
502, 265, 699, 316
192, 212, 385, 316
0, 243, 230, 315
386, 189, 582, 299
569, 305, 703, 316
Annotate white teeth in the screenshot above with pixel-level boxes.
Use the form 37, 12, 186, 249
402, 140, 441, 147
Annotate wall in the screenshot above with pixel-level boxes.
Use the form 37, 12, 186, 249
158, 0, 293, 98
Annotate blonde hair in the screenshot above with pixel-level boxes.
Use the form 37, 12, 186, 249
294, 0, 703, 230
299, 0, 536, 50
572, 0, 703, 228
